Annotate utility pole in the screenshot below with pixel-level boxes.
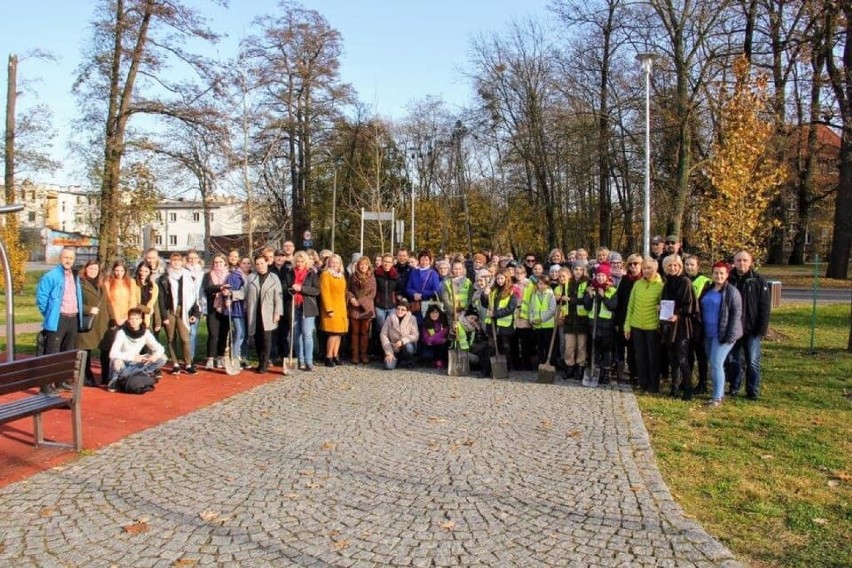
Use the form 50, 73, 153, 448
453, 120, 474, 255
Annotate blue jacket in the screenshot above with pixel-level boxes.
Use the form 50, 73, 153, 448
406, 267, 442, 303
36, 265, 83, 332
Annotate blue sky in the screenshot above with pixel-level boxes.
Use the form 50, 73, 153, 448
1, 0, 552, 185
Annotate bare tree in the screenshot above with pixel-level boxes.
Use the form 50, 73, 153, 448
820, 0, 851, 280
73, 0, 224, 264
241, 1, 352, 243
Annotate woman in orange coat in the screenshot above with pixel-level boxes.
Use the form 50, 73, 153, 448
318, 253, 349, 366
101, 260, 139, 378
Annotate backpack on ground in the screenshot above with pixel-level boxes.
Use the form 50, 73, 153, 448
116, 370, 156, 394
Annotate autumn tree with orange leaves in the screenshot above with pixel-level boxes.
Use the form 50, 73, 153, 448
696, 56, 786, 262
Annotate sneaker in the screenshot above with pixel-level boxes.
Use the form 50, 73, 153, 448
107, 380, 118, 393
205, 357, 215, 370
305, 364, 314, 372
171, 365, 182, 375
435, 360, 444, 369
216, 357, 225, 369
704, 399, 723, 408
185, 365, 198, 375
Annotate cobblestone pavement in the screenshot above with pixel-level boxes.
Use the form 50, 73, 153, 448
0, 367, 742, 567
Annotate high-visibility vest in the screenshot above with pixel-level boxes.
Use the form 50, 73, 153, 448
453, 321, 470, 350
691, 274, 711, 299
485, 291, 513, 328
530, 290, 555, 329
560, 281, 589, 317
588, 286, 616, 321
445, 278, 472, 311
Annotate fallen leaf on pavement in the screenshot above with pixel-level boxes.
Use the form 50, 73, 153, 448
441, 520, 455, 530
39, 507, 55, 517
123, 521, 149, 535
332, 539, 350, 550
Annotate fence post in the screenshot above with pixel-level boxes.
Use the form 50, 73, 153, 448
809, 254, 819, 354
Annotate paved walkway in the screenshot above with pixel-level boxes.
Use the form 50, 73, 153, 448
0, 368, 742, 567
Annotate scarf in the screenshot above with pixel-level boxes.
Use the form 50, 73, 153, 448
293, 267, 308, 306
591, 277, 612, 291
120, 320, 146, 340
326, 268, 344, 279
375, 266, 397, 279
209, 266, 229, 312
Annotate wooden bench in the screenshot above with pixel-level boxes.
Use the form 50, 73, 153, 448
0, 350, 86, 451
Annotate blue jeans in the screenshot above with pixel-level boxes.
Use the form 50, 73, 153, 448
385, 342, 416, 369
375, 307, 394, 334
230, 317, 246, 361
108, 356, 167, 387
294, 308, 316, 367
188, 319, 200, 362
705, 336, 735, 402
725, 334, 762, 397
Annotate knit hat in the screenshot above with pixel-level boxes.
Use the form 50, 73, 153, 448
475, 269, 491, 280
596, 263, 612, 277
571, 259, 588, 270
548, 264, 562, 276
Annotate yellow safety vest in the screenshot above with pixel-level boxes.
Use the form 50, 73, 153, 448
485, 291, 513, 328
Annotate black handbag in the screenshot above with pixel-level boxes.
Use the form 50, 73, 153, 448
80, 314, 95, 332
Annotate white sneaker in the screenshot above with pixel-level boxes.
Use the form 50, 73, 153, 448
215, 357, 225, 369
205, 357, 215, 370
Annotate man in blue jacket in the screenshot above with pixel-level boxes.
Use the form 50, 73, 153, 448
35, 247, 83, 393
725, 250, 771, 400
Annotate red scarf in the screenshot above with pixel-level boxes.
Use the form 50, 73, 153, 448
293, 267, 308, 306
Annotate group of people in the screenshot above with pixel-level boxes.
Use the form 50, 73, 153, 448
36, 235, 771, 406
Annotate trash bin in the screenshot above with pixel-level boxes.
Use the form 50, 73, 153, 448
768, 280, 782, 308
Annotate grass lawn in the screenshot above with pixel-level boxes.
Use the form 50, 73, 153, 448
637, 303, 851, 567
760, 264, 851, 289
0, 271, 46, 325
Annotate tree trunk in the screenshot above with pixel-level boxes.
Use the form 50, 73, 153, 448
4, 55, 15, 205
824, 3, 852, 279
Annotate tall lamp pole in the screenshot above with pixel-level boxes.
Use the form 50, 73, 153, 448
636, 52, 657, 258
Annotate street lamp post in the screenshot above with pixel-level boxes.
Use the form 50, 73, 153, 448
636, 52, 657, 258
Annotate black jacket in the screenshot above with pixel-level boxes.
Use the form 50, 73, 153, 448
728, 269, 771, 336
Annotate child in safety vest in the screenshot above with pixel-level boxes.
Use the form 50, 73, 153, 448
529, 275, 557, 367
583, 263, 619, 385
562, 260, 590, 380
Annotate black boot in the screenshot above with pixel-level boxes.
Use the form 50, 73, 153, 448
599, 368, 610, 385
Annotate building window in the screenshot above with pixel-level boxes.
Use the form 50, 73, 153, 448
169, 235, 177, 246
28, 212, 35, 222
209, 212, 215, 222
61, 202, 66, 212
169, 212, 177, 222
155, 235, 162, 246
193, 212, 200, 222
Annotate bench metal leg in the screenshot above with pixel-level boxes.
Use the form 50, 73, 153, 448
72, 405, 83, 451
34, 413, 44, 446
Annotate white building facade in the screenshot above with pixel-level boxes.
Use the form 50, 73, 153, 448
143, 197, 245, 253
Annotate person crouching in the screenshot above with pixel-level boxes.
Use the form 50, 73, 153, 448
107, 307, 167, 392
380, 299, 419, 370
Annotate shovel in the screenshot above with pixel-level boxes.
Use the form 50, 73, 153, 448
447, 284, 469, 376
583, 293, 599, 387
222, 305, 242, 376
536, 323, 559, 384
489, 308, 509, 380
286, 297, 298, 369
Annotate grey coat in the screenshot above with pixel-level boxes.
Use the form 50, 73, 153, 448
236, 271, 283, 335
